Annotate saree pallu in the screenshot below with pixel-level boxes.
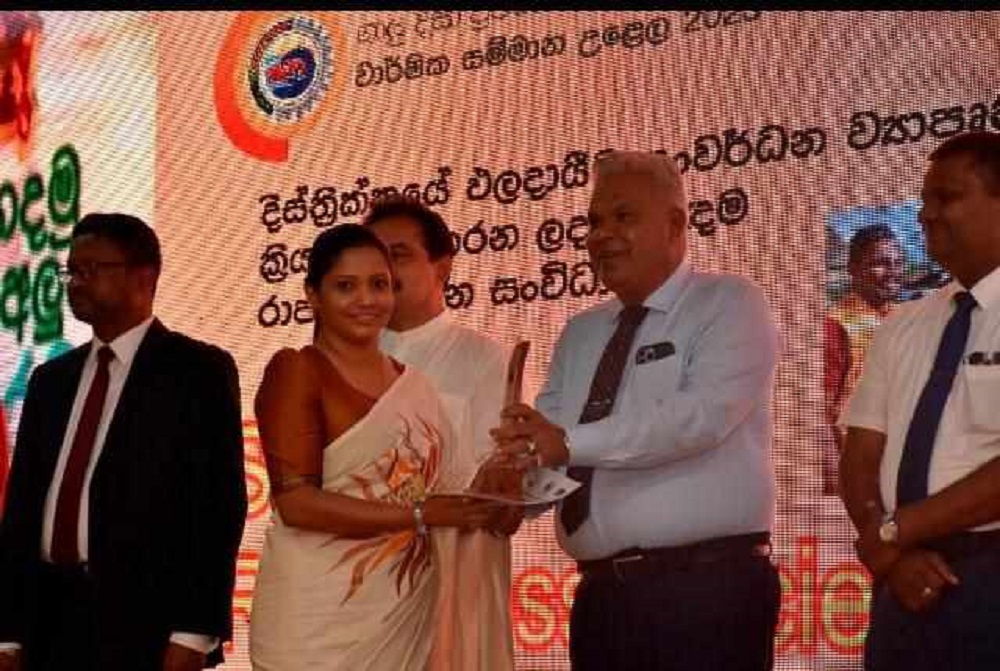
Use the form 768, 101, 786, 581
251, 367, 461, 670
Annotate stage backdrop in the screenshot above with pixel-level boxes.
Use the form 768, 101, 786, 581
1, 10, 998, 669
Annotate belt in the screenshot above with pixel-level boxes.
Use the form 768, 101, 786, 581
577, 532, 772, 581
926, 530, 1000, 561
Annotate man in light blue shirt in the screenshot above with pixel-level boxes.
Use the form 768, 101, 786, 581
492, 150, 781, 670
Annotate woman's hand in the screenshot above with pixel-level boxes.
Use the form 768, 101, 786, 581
469, 454, 522, 497
422, 496, 509, 531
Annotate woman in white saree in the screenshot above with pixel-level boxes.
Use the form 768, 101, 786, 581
249, 224, 504, 670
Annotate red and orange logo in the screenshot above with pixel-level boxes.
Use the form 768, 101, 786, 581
214, 12, 348, 163
0, 11, 42, 162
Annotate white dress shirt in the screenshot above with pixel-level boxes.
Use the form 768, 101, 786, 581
40, 318, 154, 563
381, 310, 510, 484
0, 316, 216, 655
535, 260, 780, 560
843, 264, 1000, 530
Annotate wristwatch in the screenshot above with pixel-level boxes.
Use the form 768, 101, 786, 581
878, 510, 899, 544
558, 428, 572, 466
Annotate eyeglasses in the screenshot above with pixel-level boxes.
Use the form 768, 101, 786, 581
57, 261, 130, 284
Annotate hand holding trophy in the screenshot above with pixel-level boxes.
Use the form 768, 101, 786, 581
468, 340, 531, 501
434, 340, 580, 507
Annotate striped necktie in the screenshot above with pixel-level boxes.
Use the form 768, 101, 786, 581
561, 305, 649, 535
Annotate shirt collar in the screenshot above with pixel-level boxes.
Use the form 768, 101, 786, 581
965, 264, 1000, 312
611, 258, 693, 319
382, 309, 451, 348
92, 316, 155, 368
841, 289, 893, 319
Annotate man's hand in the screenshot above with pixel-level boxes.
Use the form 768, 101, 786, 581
0, 650, 21, 671
422, 496, 508, 532
162, 642, 206, 671
490, 403, 569, 469
854, 514, 902, 580
885, 549, 959, 612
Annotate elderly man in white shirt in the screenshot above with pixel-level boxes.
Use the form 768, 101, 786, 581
492, 150, 781, 670
840, 131, 1000, 671
364, 196, 518, 671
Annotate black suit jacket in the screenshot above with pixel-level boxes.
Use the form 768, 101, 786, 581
0, 319, 247, 667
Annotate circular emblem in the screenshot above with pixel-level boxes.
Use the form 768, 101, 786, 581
247, 16, 332, 124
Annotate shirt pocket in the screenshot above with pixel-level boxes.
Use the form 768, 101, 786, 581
630, 345, 683, 405
963, 365, 1000, 434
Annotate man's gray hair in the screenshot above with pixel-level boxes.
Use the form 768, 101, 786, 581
594, 150, 687, 213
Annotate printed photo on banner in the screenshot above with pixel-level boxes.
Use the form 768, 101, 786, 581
823, 201, 948, 494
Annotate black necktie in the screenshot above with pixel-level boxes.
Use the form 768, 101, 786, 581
561, 305, 649, 535
896, 291, 977, 507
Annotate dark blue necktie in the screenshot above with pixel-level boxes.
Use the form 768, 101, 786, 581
896, 291, 978, 507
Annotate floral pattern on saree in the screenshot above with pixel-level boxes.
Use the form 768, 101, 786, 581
329, 413, 444, 605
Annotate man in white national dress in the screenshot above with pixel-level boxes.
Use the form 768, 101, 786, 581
365, 195, 520, 671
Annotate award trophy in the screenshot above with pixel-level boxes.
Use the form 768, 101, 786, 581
465, 341, 531, 502
434, 341, 580, 505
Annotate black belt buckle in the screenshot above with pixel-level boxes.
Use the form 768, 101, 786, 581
611, 553, 645, 581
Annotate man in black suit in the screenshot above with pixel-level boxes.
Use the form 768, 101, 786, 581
0, 213, 247, 671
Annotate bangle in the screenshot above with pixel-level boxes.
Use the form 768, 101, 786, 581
412, 499, 429, 537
